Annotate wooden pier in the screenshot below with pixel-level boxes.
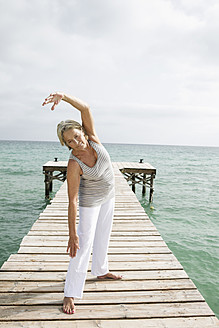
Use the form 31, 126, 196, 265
43, 160, 156, 201
0, 163, 218, 327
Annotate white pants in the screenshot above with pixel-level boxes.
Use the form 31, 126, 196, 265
64, 197, 115, 299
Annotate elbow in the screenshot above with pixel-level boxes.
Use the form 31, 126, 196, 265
86, 104, 91, 110
82, 103, 90, 112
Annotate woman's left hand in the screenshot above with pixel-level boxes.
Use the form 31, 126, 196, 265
42, 92, 64, 110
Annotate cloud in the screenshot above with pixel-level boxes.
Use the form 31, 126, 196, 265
0, 0, 218, 146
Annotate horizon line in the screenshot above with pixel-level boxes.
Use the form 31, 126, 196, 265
0, 139, 218, 148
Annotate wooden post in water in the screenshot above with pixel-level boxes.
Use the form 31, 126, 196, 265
139, 159, 146, 196
142, 173, 146, 195
131, 173, 136, 193
149, 173, 155, 202
43, 160, 68, 199
44, 171, 51, 198
49, 172, 53, 192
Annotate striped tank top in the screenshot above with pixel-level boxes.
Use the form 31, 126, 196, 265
69, 140, 115, 207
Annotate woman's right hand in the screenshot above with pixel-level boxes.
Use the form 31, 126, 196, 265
66, 234, 80, 258
42, 92, 65, 111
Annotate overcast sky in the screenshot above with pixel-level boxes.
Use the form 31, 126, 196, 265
0, 0, 219, 146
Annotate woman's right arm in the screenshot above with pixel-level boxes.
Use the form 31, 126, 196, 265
66, 160, 82, 258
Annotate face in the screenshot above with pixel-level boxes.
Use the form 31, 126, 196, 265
63, 128, 87, 150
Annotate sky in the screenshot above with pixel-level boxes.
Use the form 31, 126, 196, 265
0, 0, 219, 146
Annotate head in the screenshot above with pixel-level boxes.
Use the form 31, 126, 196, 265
57, 120, 88, 150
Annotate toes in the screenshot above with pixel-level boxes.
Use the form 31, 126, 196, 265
65, 308, 74, 314
112, 273, 123, 279
97, 272, 123, 280
63, 301, 75, 314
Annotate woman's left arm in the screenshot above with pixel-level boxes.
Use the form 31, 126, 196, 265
42, 92, 101, 144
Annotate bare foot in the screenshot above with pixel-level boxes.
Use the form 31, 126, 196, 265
63, 296, 75, 314
97, 272, 123, 280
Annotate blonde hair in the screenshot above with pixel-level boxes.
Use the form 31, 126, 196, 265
57, 120, 88, 150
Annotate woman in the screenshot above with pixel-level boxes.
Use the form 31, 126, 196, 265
42, 92, 122, 315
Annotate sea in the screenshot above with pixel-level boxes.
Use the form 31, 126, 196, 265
0, 140, 218, 318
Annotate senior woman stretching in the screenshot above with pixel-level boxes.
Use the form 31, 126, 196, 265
42, 92, 122, 314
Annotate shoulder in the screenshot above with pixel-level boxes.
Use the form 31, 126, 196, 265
67, 159, 82, 176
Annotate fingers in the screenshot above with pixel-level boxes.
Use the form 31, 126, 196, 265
70, 247, 76, 258
68, 243, 80, 258
42, 99, 48, 106
73, 242, 80, 257
51, 99, 61, 110
42, 97, 52, 106
42, 93, 60, 107
66, 236, 80, 258
51, 103, 56, 111
42, 99, 58, 110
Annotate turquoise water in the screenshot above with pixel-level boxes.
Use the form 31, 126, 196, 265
0, 140, 218, 317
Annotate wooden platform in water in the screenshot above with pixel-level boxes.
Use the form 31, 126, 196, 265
43, 160, 156, 201
0, 164, 218, 327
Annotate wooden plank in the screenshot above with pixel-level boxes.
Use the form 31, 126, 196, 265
42, 207, 147, 211
29, 227, 159, 232
49, 203, 143, 207
23, 240, 165, 246
39, 213, 148, 218
0, 290, 204, 305
27, 231, 161, 236
17, 246, 170, 254
7, 254, 175, 262
20, 236, 164, 246
36, 218, 152, 222
16, 243, 169, 254
0, 302, 215, 321
1, 317, 218, 328
0, 270, 189, 281
24, 232, 162, 240
0, 278, 196, 292
0, 260, 183, 271
21, 232, 162, 239
30, 223, 157, 230
36, 218, 152, 223
11, 248, 173, 263
43, 205, 146, 209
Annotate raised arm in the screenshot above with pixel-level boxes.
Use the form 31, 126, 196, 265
42, 92, 101, 144
63, 94, 101, 144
